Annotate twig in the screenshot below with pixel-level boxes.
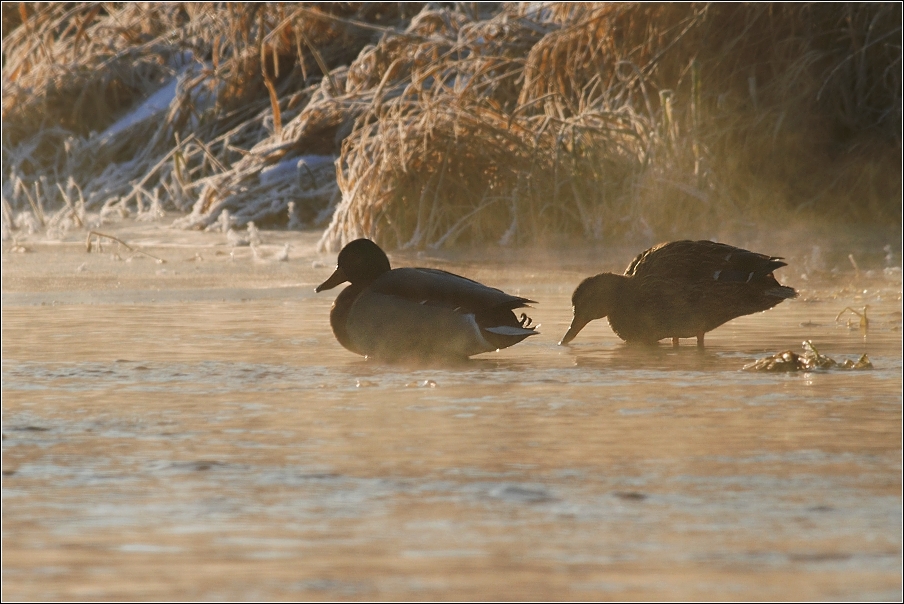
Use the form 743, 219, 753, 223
120, 133, 197, 207
835, 306, 869, 331
263, 5, 425, 45
298, 27, 338, 96
85, 230, 167, 263
56, 183, 84, 227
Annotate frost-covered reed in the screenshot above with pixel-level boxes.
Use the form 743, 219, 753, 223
3, 3, 900, 248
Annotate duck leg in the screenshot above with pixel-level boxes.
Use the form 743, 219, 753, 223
696, 332, 705, 347
672, 337, 679, 347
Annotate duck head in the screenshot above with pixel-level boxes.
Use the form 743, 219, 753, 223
559, 273, 624, 345
316, 238, 392, 292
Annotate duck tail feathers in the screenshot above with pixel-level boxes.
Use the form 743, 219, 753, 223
765, 285, 797, 299
484, 325, 539, 337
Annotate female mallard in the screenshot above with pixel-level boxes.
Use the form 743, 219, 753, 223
559, 240, 797, 347
316, 239, 538, 361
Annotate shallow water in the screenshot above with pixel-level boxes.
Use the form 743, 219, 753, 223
2, 222, 902, 600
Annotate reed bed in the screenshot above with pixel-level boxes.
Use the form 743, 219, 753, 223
2, 3, 900, 249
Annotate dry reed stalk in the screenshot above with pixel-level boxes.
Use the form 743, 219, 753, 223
319, 2, 900, 249
2, 3, 900, 248
3, 3, 415, 238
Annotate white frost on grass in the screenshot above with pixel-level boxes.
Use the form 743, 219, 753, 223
100, 78, 179, 141
226, 228, 249, 247
136, 189, 167, 222
259, 155, 336, 189
99, 55, 213, 141
14, 212, 40, 234
259, 159, 299, 187
226, 221, 263, 248
246, 221, 262, 246
296, 156, 336, 190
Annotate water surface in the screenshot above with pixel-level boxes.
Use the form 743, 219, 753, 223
2, 223, 901, 600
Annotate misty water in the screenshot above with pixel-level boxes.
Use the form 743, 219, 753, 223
2, 221, 901, 600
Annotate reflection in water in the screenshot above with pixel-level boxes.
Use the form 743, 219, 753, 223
2, 228, 902, 600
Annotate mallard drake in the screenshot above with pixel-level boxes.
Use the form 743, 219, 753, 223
559, 240, 797, 347
316, 239, 538, 361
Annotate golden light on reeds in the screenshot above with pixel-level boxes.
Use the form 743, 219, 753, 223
2, 3, 900, 247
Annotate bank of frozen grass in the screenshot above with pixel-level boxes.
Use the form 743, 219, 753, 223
2, 3, 900, 249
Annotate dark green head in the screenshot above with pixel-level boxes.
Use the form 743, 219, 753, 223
315, 238, 392, 292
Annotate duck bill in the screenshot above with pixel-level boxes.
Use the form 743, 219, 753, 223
559, 317, 589, 346
315, 267, 348, 292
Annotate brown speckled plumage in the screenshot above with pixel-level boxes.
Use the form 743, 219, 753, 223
561, 240, 797, 346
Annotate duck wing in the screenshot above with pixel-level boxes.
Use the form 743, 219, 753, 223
366, 268, 537, 352
625, 240, 787, 282
369, 268, 535, 313
616, 240, 795, 340
343, 268, 536, 360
